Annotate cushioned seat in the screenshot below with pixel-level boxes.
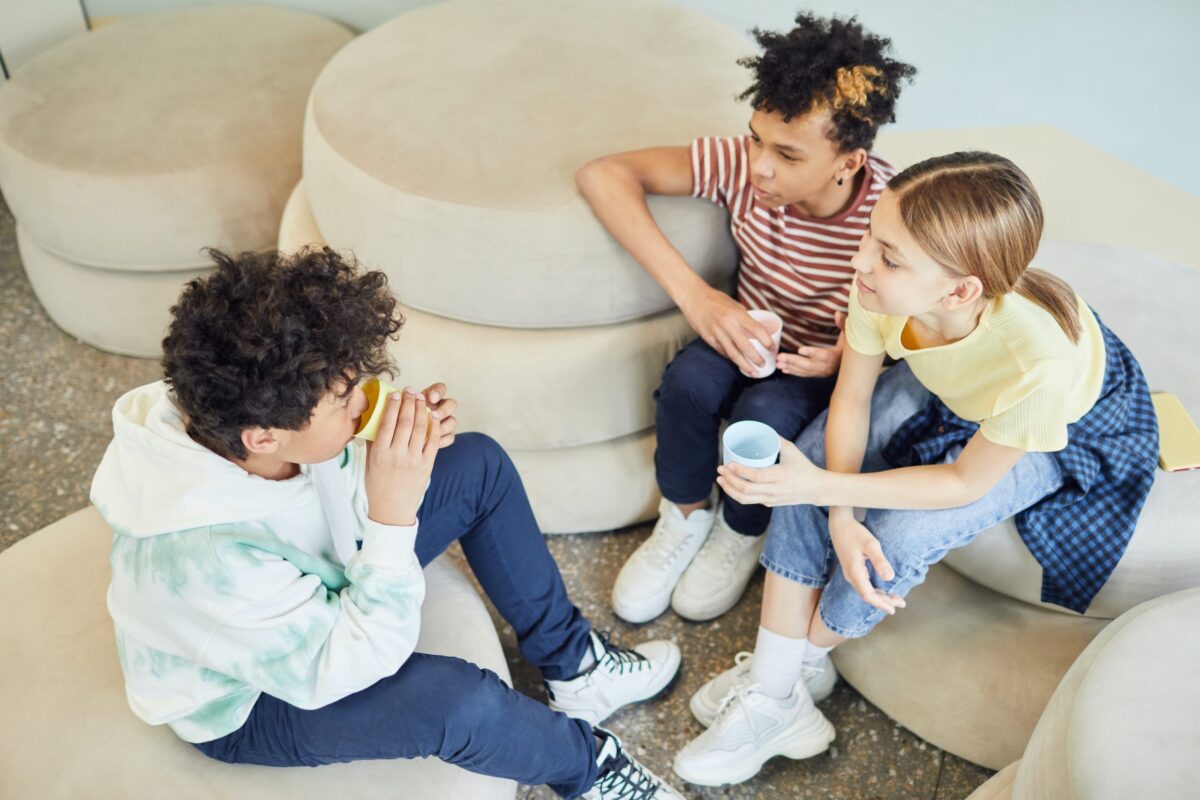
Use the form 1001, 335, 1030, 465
303, 0, 742, 328
0, 8, 352, 355
0, 507, 516, 800
509, 428, 658, 534
832, 565, 1108, 770
943, 241, 1200, 618
280, 181, 693, 451
1013, 589, 1200, 799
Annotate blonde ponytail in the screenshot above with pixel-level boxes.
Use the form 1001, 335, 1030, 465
889, 152, 1081, 342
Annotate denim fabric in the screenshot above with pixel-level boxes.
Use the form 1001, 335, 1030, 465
654, 337, 836, 535
761, 364, 1064, 638
194, 433, 597, 798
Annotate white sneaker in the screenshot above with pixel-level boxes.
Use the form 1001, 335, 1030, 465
688, 651, 838, 727
547, 631, 681, 726
612, 499, 715, 623
673, 683, 835, 787
583, 728, 685, 800
671, 511, 764, 621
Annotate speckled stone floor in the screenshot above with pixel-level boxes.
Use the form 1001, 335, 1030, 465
0, 189, 992, 799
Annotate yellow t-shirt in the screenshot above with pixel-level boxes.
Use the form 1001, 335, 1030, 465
845, 282, 1107, 452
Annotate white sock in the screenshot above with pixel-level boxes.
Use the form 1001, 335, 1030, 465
575, 633, 598, 675
748, 626, 808, 699
803, 641, 835, 666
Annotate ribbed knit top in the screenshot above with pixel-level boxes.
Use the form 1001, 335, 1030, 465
846, 282, 1107, 451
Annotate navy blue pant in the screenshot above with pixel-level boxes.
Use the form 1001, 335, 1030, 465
655, 338, 837, 535
194, 434, 598, 798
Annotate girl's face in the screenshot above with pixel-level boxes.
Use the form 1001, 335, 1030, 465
746, 108, 860, 209
851, 189, 972, 318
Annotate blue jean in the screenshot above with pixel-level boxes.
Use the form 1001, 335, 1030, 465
194, 433, 598, 798
761, 364, 1065, 638
655, 337, 837, 535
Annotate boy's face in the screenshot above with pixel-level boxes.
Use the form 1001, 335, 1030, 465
746, 107, 859, 210
263, 381, 372, 465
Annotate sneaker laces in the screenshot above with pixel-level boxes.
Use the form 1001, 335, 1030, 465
593, 737, 663, 800
594, 631, 650, 676
695, 524, 754, 571
637, 520, 703, 573
711, 680, 766, 736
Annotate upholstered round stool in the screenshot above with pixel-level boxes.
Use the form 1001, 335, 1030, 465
832, 566, 1108, 770
0, 508, 516, 799
302, 0, 744, 328
1012, 589, 1200, 799
0, 8, 352, 356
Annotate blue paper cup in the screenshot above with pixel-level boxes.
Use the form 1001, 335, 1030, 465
722, 420, 781, 468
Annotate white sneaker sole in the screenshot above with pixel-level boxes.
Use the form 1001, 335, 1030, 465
611, 584, 675, 624
688, 664, 838, 727
550, 643, 682, 727
673, 709, 836, 787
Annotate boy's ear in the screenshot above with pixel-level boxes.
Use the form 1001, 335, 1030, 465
241, 427, 282, 456
839, 148, 868, 180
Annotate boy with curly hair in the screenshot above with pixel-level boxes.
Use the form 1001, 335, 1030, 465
577, 13, 915, 628
90, 248, 685, 799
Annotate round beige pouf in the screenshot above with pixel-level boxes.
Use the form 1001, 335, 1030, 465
16, 226, 211, 357
509, 429, 659, 534
0, 507, 516, 799
1012, 589, 1200, 799
0, 7, 352, 354
303, 0, 744, 328
280, 181, 694, 450
831, 564, 1109, 770
943, 241, 1200, 619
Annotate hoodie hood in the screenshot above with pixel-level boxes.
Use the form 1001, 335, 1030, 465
91, 381, 315, 538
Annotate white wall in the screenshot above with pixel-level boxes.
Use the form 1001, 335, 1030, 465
0, 0, 88, 78
56, 0, 1200, 195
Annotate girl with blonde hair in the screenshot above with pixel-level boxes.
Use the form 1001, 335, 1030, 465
672, 151, 1158, 787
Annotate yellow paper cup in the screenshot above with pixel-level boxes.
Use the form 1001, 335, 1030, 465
354, 377, 399, 441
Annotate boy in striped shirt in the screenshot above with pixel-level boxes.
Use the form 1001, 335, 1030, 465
576, 13, 916, 625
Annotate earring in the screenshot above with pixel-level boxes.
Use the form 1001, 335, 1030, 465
837, 176, 844, 186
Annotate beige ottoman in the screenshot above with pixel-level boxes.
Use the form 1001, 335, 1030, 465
832, 566, 1108, 770
944, 241, 1200, 619
303, 0, 743, 328
0, 507, 516, 799
1013, 589, 1200, 799
0, 8, 352, 356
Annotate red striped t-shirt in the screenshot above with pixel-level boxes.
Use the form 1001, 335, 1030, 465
691, 135, 895, 350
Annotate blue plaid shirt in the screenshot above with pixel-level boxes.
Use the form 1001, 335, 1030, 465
882, 317, 1159, 614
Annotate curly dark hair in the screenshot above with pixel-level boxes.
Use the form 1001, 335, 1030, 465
162, 247, 404, 459
738, 13, 916, 152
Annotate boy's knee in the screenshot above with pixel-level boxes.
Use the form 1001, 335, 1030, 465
657, 365, 729, 417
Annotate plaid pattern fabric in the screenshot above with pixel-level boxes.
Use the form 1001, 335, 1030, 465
882, 316, 1159, 613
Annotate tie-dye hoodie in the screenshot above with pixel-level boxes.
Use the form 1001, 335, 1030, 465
90, 381, 425, 743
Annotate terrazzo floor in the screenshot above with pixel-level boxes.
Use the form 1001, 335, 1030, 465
0, 189, 993, 799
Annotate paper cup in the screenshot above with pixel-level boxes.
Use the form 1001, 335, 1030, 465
746, 309, 783, 378
354, 377, 399, 441
722, 420, 781, 468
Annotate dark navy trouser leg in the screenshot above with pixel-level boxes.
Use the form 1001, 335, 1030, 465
654, 338, 835, 535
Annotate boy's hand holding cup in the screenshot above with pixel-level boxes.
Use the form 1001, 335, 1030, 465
740, 309, 783, 379
359, 378, 441, 527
